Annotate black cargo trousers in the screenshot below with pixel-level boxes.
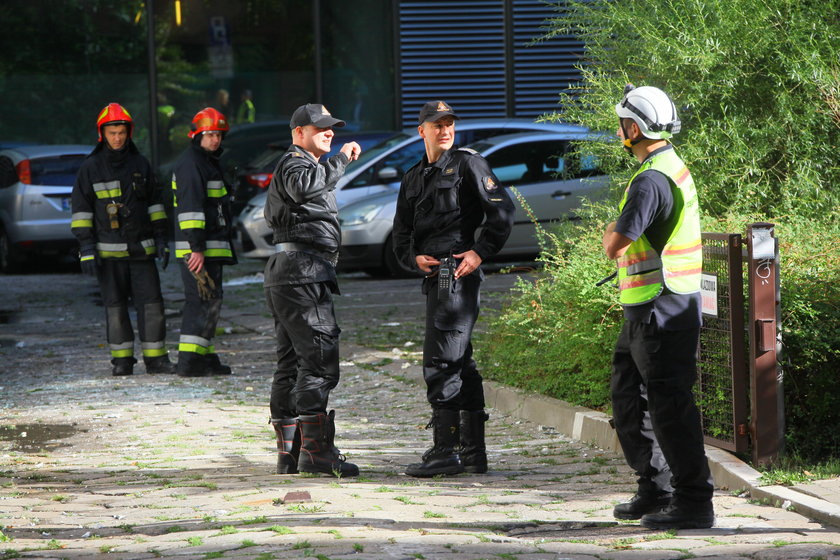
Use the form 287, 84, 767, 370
265, 281, 341, 418
421, 268, 484, 411
611, 320, 714, 505
99, 258, 166, 359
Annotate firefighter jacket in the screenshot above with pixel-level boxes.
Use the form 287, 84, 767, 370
617, 146, 702, 306
71, 141, 167, 260
171, 143, 235, 263
393, 146, 515, 270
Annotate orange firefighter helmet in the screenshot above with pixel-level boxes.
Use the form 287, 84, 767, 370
188, 107, 229, 138
96, 103, 133, 142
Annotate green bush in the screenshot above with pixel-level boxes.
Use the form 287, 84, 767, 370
543, 0, 840, 220
478, 203, 620, 410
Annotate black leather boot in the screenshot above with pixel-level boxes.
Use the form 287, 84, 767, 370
271, 418, 301, 474
177, 352, 207, 377
460, 410, 489, 473
405, 409, 464, 478
111, 357, 136, 376
144, 355, 176, 374
298, 411, 359, 477
613, 491, 672, 520
641, 501, 715, 530
205, 353, 232, 375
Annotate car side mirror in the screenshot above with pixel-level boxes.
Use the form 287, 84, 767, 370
376, 167, 400, 182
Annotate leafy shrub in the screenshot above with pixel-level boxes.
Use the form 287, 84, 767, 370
478, 203, 620, 410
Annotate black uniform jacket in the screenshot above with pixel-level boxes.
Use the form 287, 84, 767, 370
71, 141, 166, 260
263, 145, 350, 287
392, 146, 515, 271
171, 143, 235, 263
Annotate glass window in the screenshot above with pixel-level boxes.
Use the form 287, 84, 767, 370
29, 155, 86, 186
485, 140, 569, 184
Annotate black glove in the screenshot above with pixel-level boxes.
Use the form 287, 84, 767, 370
156, 239, 170, 270
79, 251, 98, 277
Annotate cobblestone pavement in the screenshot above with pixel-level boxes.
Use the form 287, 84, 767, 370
1, 261, 840, 559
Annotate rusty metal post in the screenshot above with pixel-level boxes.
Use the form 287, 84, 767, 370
746, 223, 783, 465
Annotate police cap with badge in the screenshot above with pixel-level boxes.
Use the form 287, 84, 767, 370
290, 103, 346, 129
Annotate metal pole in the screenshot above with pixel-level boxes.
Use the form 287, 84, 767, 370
146, 0, 159, 172
746, 222, 782, 465
313, 0, 323, 102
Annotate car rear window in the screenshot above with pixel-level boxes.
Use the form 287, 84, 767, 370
28, 154, 86, 186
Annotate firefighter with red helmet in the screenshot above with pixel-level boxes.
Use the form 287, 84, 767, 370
171, 107, 237, 376
71, 103, 175, 376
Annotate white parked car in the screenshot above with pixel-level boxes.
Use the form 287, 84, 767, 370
0, 144, 93, 272
237, 119, 584, 258
338, 131, 610, 276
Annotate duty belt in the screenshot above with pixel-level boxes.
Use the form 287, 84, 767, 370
275, 242, 338, 266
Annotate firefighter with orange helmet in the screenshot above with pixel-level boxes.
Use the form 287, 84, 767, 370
171, 107, 236, 377
71, 103, 175, 376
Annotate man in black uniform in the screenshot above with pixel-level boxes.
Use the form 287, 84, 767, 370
264, 103, 361, 477
393, 101, 514, 477
71, 103, 175, 376
172, 107, 237, 377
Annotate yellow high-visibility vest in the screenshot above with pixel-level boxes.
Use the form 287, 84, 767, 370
617, 148, 702, 306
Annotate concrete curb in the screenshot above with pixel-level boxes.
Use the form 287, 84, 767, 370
345, 343, 840, 529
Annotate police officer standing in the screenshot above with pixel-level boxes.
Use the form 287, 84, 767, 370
71, 103, 175, 376
393, 101, 514, 477
264, 103, 361, 477
172, 108, 237, 377
603, 85, 714, 529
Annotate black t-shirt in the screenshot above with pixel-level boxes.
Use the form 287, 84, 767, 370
614, 147, 701, 330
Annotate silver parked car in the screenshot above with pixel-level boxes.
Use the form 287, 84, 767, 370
237, 118, 589, 258
0, 144, 92, 272
338, 131, 610, 276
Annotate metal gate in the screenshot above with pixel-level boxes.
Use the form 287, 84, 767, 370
697, 224, 782, 465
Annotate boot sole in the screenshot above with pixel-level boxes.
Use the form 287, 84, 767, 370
640, 516, 714, 530
405, 465, 465, 478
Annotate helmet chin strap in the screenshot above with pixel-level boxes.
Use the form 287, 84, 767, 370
621, 121, 641, 155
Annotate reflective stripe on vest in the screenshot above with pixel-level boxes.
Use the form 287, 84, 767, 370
97, 242, 129, 258
206, 180, 227, 198
93, 180, 122, 199
178, 211, 206, 230
617, 149, 702, 306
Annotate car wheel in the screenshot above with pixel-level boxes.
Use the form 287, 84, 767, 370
0, 224, 22, 274
382, 234, 420, 278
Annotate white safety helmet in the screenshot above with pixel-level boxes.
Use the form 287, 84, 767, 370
615, 85, 681, 140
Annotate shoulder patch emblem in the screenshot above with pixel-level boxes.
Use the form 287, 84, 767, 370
289, 151, 303, 157
442, 167, 456, 176
458, 147, 478, 155
482, 176, 499, 193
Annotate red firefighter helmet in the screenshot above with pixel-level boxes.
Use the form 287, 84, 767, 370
188, 107, 230, 138
96, 103, 133, 142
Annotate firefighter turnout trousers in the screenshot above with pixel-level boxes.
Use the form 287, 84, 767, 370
178, 261, 224, 359
99, 259, 167, 360
421, 270, 484, 411
265, 282, 341, 418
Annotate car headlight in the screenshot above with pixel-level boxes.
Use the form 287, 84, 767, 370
339, 201, 385, 227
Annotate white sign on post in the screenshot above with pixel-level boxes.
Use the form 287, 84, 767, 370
701, 273, 718, 317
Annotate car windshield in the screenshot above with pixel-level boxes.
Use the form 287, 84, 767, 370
345, 132, 412, 173
29, 154, 86, 185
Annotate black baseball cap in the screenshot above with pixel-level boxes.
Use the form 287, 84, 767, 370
418, 100, 460, 124
289, 103, 346, 129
